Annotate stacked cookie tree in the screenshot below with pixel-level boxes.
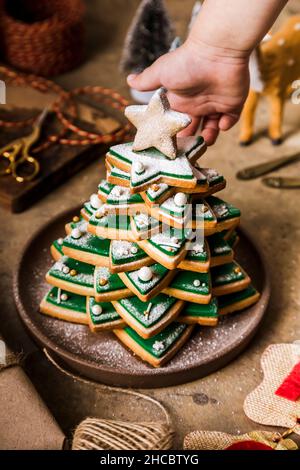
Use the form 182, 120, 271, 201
40, 89, 260, 367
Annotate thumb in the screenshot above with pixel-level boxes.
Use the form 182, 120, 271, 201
127, 57, 163, 91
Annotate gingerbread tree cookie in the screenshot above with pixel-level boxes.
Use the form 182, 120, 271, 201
40, 89, 260, 367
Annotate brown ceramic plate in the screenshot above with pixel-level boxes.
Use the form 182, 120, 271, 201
13, 207, 270, 388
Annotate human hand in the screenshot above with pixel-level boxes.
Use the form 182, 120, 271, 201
127, 40, 250, 145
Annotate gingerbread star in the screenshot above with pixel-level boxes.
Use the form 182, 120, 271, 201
125, 88, 191, 160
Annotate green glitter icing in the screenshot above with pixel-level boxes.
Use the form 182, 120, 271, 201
148, 227, 187, 257
185, 240, 208, 262
52, 240, 64, 256
64, 232, 110, 258
145, 183, 170, 202
46, 287, 87, 313
106, 187, 143, 205
70, 217, 85, 230
111, 241, 147, 265
95, 266, 127, 294
89, 297, 121, 325
218, 285, 258, 308
200, 168, 224, 187
118, 294, 176, 328
182, 297, 218, 318
98, 180, 114, 195
170, 271, 210, 295
159, 194, 191, 218
206, 196, 241, 221
124, 263, 169, 295
208, 233, 232, 258
132, 213, 160, 232
109, 142, 195, 187
124, 323, 188, 358
110, 166, 130, 181
83, 201, 98, 217
227, 231, 238, 248
193, 201, 216, 222
48, 256, 94, 287
89, 213, 131, 230
212, 262, 245, 287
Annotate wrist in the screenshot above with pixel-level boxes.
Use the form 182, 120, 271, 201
185, 35, 251, 65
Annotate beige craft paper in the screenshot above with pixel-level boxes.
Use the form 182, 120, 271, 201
0, 338, 65, 450
244, 343, 300, 434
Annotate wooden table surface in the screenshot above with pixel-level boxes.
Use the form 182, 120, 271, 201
1, 0, 300, 448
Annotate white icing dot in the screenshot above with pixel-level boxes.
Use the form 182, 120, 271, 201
294, 23, 300, 31
62, 266, 70, 274
193, 279, 201, 287
90, 193, 103, 210
95, 206, 107, 218
138, 266, 153, 282
135, 213, 149, 227
192, 243, 204, 254
71, 227, 82, 239
92, 304, 103, 316
202, 282, 206, 287
61, 293, 68, 301
153, 340, 165, 352
57, 238, 64, 245
174, 192, 188, 207
277, 38, 285, 46
131, 246, 138, 254
135, 161, 145, 174
111, 186, 123, 197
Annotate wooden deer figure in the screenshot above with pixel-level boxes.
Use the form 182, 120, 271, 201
239, 15, 300, 145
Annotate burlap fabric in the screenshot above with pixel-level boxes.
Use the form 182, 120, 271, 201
244, 343, 300, 434
184, 430, 298, 450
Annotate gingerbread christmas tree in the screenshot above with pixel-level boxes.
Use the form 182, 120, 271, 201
40, 88, 260, 367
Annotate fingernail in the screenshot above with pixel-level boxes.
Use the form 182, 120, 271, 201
127, 74, 137, 82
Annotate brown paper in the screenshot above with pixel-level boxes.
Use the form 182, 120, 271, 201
0, 339, 65, 450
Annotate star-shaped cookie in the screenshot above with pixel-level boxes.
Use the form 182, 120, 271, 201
125, 88, 191, 159
107, 136, 207, 193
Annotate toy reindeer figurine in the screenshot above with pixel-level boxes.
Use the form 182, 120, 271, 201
239, 15, 300, 146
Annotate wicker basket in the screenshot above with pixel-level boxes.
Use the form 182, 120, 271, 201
0, 0, 85, 76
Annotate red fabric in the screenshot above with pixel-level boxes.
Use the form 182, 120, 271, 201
225, 441, 273, 451
275, 361, 300, 401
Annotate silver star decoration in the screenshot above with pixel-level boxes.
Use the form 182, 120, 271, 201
125, 88, 191, 160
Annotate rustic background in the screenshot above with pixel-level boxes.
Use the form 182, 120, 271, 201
1, 0, 300, 448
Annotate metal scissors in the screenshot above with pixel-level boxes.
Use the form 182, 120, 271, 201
0, 108, 47, 183
236, 151, 300, 189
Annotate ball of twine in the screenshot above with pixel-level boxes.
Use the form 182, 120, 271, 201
0, 0, 85, 76
72, 418, 174, 451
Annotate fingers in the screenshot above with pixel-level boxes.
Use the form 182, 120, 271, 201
219, 113, 239, 131
127, 57, 164, 91
178, 117, 201, 137
201, 116, 220, 146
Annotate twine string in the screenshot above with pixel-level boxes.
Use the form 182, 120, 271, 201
43, 347, 171, 425
43, 348, 174, 450
0, 65, 133, 153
